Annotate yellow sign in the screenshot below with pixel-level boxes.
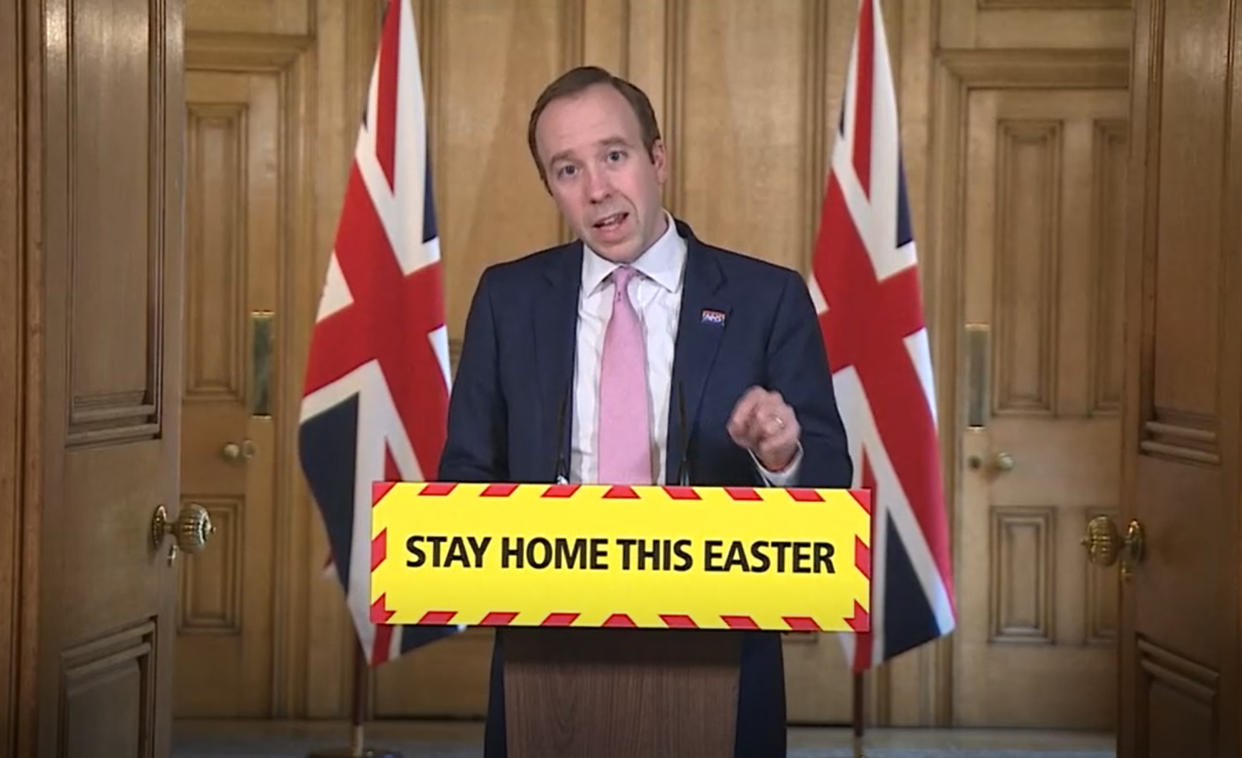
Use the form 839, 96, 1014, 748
369, 482, 871, 632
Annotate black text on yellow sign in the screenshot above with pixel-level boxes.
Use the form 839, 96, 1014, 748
405, 535, 837, 574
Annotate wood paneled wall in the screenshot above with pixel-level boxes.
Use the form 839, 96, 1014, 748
174, 0, 1133, 726
413, 0, 913, 340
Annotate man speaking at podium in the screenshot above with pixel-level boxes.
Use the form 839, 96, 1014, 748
439, 66, 853, 758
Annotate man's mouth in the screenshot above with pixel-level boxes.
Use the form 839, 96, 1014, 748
593, 212, 628, 230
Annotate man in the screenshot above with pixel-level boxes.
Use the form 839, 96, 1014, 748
439, 66, 852, 758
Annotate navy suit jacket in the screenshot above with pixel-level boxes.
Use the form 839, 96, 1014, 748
438, 219, 853, 757
441, 218, 851, 488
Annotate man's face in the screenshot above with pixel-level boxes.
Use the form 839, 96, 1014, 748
534, 84, 668, 264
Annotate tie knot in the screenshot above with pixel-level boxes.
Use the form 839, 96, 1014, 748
611, 266, 638, 289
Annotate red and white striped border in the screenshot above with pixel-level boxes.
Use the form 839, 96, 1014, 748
369, 482, 872, 632
372, 481, 872, 506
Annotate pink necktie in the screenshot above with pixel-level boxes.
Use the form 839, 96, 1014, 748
597, 266, 652, 484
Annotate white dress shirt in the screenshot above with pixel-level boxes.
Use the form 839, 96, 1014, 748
569, 212, 801, 486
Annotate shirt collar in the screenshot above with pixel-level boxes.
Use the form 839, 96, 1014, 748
581, 211, 686, 296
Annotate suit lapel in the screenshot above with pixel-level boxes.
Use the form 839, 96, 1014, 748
533, 243, 583, 481
666, 228, 729, 484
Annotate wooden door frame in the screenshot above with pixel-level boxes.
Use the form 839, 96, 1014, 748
182, 30, 314, 718
927, 46, 1129, 726
2, 1, 43, 755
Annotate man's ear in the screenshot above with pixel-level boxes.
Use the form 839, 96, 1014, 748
650, 139, 668, 184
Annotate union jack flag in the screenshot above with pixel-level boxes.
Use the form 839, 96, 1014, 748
809, 0, 956, 671
298, 0, 458, 666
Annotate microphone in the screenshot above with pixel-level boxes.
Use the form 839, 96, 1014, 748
675, 380, 691, 486
553, 386, 571, 485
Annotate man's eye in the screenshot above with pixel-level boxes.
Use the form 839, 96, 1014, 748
556, 164, 578, 179
607, 150, 626, 162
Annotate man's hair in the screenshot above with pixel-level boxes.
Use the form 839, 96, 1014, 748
526, 66, 662, 187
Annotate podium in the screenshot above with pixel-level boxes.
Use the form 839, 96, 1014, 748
501, 626, 741, 757
367, 481, 872, 756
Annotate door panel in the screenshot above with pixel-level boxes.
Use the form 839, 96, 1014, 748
1120, 0, 1240, 755
956, 88, 1127, 728
37, 0, 185, 755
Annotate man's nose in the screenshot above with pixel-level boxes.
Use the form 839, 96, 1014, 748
585, 166, 612, 202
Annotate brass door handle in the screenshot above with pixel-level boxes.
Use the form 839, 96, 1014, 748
1082, 515, 1145, 580
967, 451, 1016, 472
221, 439, 257, 463
151, 503, 214, 565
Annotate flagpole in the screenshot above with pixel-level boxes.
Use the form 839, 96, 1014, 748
852, 671, 864, 758
351, 642, 368, 756
307, 642, 403, 758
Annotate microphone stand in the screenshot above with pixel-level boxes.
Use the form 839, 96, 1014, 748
676, 381, 690, 486
553, 386, 571, 484
853, 670, 865, 758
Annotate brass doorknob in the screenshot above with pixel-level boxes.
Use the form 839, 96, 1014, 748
151, 503, 214, 557
1081, 515, 1145, 580
1081, 516, 1120, 566
967, 451, 1016, 472
221, 439, 257, 462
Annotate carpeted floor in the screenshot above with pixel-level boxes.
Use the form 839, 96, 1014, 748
173, 721, 1114, 758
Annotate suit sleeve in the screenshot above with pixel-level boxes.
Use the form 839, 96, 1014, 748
438, 270, 509, 482
765, 269, 853, 488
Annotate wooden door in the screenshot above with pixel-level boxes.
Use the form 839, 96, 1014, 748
1119, 0, 1241, 755
34, 0, 187, 756
955, 87, 1128, 728
175, 66, 281, 718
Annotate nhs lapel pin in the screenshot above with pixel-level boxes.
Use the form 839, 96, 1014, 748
700, 308, 727, 326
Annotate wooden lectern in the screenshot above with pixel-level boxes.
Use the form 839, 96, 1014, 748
501, 627, 742, 758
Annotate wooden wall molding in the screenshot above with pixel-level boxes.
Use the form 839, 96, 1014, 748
560, 0, 586, 72
1134, 635, 1219, 756
557, 0, 586, 244
412, 0, 439, 202
184, 102, 247, 404
412, 0, 436, 106
1141, 417, 1222, 465
1088, 118, 1127, 415
178, 499, 243, 635
993, 119, 1061, 416
978, 0, 1130, 9
58, 620, 158, 753
937, 48, 1129, 89
662, 0, 686, 215
186, 31, 313, 71
801, 0, 831, 271
2, 1, 42, 754
989, 507, 1055, 643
